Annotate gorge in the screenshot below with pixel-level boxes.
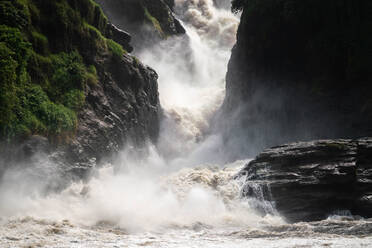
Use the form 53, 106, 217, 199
0, 0, 372, 247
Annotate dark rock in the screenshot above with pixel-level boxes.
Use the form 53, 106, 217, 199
355, 138, 372, 216
218, 1, 372, 158
163, 0, 175, 11
239, 138, 372, 222
18, 135, 50, 159
58, 53, 161, 172
106, 23, 133, 53
0, 0, 162, 185
95, 0, 186, 50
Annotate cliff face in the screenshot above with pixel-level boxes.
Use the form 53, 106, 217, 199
0, 0, 160, 173
95, 0, 185, 50
221, 0, 372, 156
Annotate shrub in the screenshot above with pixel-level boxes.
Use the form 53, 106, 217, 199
50, 51, 87, 94
0, 0, 113, 142
18, 85, 77, 137
61, 89, 85, 111
0, 0, 30, 28
0, 25, 31, 79
0, 43, 18, 139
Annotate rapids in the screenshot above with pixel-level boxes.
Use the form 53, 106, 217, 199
1, 0, 372, 247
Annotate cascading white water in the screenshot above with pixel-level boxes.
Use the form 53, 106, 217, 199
0, 0, 272, 233
138, 0, 239, 165
1, 1, 372, 247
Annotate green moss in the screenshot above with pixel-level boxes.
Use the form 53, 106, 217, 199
106, 39, 126, 59
87, 65, 98, 85
83, 21, 104, 40
49, 51, 87, 100
82, 21, 107, 52
0, 25, 31, 80
0, 0, 125, 142
27, 52, 52, 89
143, 7, 165, 38
0, 42, 19, 140
132, 56, 141, 67
3, 84, 78, 141
30, 30, 48, 54
0, 0, 30, 28
61, 89, 85, 111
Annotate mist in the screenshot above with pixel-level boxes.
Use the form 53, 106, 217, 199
138, 0, 239, 165
0, 0, 273, 234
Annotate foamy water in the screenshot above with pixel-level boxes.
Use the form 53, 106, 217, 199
1, 0, 372, 247
138, 0, 239, 163
1, 155, 371, 247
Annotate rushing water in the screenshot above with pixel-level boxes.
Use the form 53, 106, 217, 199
1, 0, 372, 247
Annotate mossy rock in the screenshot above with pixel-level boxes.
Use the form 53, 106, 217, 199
0, 0, 118, 143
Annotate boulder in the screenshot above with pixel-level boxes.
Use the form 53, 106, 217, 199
238, 138, 372, 222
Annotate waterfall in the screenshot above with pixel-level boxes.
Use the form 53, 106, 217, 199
0, 0, 280, 233
137, 0, 239, 166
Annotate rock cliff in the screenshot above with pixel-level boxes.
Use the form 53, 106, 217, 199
0, 0, 161, 175
220, 0, 372, 157
238, 138, 372, 222
95, 0, 185, 50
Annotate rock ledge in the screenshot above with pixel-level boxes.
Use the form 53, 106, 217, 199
239, 138, 372, 222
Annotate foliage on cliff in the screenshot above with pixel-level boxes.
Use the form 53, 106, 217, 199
95, 0, 185, 46
0, 0, 126, 143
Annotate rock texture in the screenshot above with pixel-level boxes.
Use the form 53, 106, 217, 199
106, 23, 133, 52
219, 1, 372, 157
61, 53, 160, 173
0, 0, 161, 178
95, 0, 185, 50
239, 138, 372, 222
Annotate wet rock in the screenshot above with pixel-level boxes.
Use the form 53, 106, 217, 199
219, 1, 372, 158
95, 0, 185, 50
58, 54, 161, 173
239, 138, 372, 222
106, 23, 133, 52
18, 135, 50, 159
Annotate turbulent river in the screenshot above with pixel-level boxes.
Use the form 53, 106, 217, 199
1, 0, 372, 247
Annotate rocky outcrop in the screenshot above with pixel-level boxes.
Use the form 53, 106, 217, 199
0, 0, 161, 179
60, 53, 160, 174
238, 138, 372, 222
106, 23, 133, 52
95, 0, 185, 50
219, 1, 372, 157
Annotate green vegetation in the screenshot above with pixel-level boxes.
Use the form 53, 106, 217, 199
143, 7, 165, 38
87, 65, 98, 86
30, 30, 48, 54
0, 0, 116, 143
106, 38, 126, 58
